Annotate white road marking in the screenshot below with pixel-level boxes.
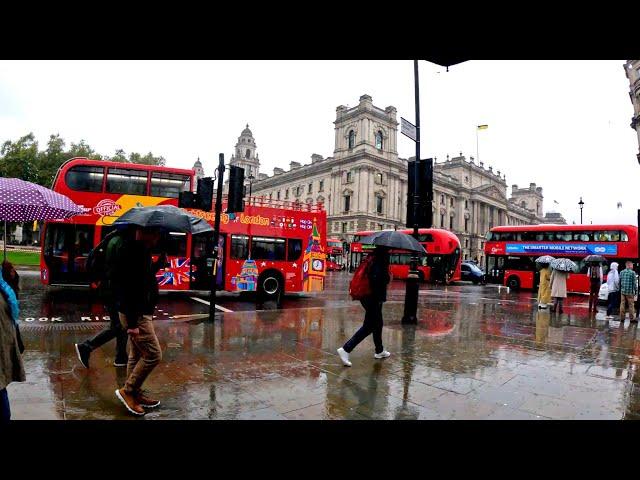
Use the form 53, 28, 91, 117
189, 296, 234, 312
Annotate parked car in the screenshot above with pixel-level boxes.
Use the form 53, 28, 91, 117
461, 262, 486, 284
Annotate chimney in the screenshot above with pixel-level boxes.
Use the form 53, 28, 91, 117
479, 161, 484, 167
529, 182, 536, 190
274, 167, 284, 175
290, 161, 301, 170
512, 184, 518, 191
311, 154, 323, 164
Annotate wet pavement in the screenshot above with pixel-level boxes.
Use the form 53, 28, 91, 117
8, 270, 640, 420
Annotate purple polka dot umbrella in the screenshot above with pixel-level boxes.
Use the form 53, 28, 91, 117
0, 177, 85, 260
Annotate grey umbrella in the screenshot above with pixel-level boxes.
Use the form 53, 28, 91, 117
550, 258, 578, 272
359, 231, 427, 254
114, 205, 214, 234
583, 254, 606, 263
535, 255, 556, 264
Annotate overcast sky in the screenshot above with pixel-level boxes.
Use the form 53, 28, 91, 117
0, 60, 637, 226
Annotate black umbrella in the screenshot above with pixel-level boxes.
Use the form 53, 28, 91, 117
114, 205, 213, 234
359, 231, 426, 254
583, 254, 606, 263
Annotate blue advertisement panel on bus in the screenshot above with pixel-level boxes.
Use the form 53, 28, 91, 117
505, 243, 618, 255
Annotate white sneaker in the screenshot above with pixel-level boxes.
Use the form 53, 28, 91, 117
374, 350, 391, 359
337, 347, 352, 367
605, 315, 614, 319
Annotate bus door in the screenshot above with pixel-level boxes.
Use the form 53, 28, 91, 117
190, 232, 225, 290
486, 255, 505, 284
43, 223, 95, 285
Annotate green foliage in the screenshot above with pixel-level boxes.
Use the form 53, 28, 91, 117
0, 133, 169, 187
0, 133, 40, 182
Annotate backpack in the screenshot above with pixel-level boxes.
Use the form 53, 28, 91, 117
349, 255, 374, 300
86, 230, 120, 284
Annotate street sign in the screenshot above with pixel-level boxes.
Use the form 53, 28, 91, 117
401, 117, 417, 142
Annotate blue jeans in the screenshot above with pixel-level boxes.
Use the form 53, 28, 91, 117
0, 388, 10, 422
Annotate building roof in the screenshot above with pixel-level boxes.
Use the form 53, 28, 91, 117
241, 124, 252, 136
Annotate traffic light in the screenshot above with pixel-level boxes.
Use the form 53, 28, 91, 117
178, 191, 198, 209
227, 165, 245, 213
406, 158, 433, 228
197, 177, 214, 212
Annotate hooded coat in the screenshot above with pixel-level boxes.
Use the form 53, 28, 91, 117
0, 293, 25, 391
606, 262, 620, 292
537, 265, 552, 305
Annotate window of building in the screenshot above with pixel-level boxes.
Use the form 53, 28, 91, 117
269, 192, 273, 199
375, 131, 383, 150
344, 195, 351, 212
376, 196, 383, 214
464, 176, 469, 183
465, 200, 468, 209
440, 194, 445, 205
245, 149, 251, 159
319, 180, 324, 191
285, 189, 289, 199
440, 214, 445, 227
251, 236, 286, 261
346, 171, 353, 183
449, 216, 454, 229
342, 222, 347, 233
375, 172, 383, 184
348, 130, 355, 149
308, 183, 312, 194
150, 172, 191, 198
450, 198, 454, 207
230, 234, 249, 259
465, 239, 469, 248
520, 201, 526, 208
464, 218, 469, 232
66, 165, 104, 192
295, 186, 301, 196
378, 223, 383, 230
277, 191, 281, 200
106, 168, 148, 195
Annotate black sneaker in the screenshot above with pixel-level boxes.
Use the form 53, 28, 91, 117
74, 343, 91, 369
113, 358, 128, 367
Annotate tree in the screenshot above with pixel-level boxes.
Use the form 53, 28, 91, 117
67, 139, 102, 160
111, 149, 128, 162
0, 133, 39, 182
37, 134, 67, 187
129, 151, 165, 166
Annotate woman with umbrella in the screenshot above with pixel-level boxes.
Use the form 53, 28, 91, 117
585, 255, 605, 313
535, 255, 554, 309
549, 258, 576, 314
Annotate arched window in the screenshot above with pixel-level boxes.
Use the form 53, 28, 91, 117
348, 130, 355, 149
520, 201, 526, 208
245, 149, 251, 159
375, 131, 383, 150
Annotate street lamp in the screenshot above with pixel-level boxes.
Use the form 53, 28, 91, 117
247, 172, 255, 199
578, 197, 584, 224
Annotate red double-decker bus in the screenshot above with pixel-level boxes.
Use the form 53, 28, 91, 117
326, 238, 345, 271
484, 224, 638, 293
40, 158, 327, 299
349, 228, 462, 284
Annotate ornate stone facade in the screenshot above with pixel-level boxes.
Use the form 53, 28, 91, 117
234, 95, 547, 264
625, 60, 640, 163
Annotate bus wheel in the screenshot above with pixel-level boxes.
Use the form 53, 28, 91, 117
258, 270, 283, 301
506, 276, 520, 290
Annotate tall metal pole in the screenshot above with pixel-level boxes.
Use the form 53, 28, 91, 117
402, 60, 421, 324
209, 153, 225, 320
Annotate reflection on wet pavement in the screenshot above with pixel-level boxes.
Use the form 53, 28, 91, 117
9, 271, 640, 419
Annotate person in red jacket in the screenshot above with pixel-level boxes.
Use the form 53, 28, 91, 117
338, 247, 391, 367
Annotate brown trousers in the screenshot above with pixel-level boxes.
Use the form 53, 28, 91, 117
119, 313, 162, 394
620, 294, 636, 320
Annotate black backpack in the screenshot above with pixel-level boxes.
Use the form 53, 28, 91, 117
86, 230, 121, 283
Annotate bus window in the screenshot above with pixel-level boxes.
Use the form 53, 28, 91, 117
231, 235, 249, 260
150, 172, 191, 198
621, 231, 629, 241
156, 232, 187, 257
504, 256, 535, 271
252, 236, 286, 261
287, 239, 302, 261
106, 168, 148, 195
418, 233, 434, 242
43, 224, 94, 280
389, 254, 399, 264
485, 232, 495, 241
66, 165, 104, 192
573, 231, 591, 241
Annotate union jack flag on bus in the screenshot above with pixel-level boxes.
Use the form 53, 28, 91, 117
156, 258, 192, 286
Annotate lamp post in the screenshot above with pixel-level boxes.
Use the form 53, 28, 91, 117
578, 197, 584, 224
247, 173, 254, 203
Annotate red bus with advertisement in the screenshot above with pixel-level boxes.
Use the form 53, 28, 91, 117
349, 228, 462, 284
40, 158, 327, 299
484, 224, 638, 293
326, 237, 345, 271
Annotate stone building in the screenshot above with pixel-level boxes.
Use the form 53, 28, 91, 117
216, 95, 547, 263
625, 60, 640, 163
192, 157, 205, 192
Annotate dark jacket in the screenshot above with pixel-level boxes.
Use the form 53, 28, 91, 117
109, 235, 163, 328
368, 253, 390, 302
